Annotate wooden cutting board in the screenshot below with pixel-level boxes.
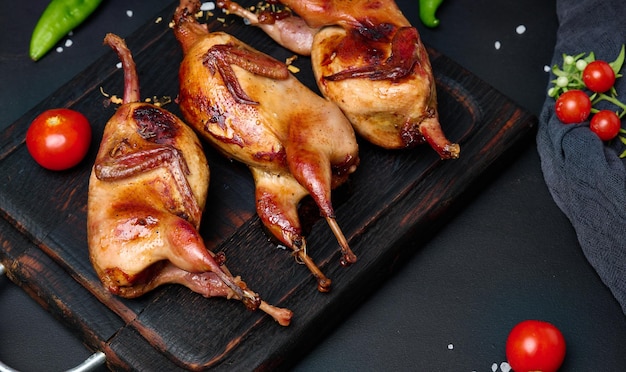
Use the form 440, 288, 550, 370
0, 2, 536, 370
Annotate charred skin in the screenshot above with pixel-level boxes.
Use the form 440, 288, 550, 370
87, 33, 292, 326
174, 0, 360, 292
217, 0, 318, 56
218, 0, 460, 158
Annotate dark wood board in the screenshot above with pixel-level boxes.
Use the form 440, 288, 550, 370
0, 2, 537, 370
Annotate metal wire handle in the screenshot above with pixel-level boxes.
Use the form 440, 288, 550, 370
0, 263, 106, 372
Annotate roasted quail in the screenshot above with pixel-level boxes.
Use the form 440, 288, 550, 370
87, 33, 292, 325
173, 0, 360, 292
218, 0, 460, 158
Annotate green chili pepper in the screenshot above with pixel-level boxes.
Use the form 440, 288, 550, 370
419, 0, 444, 28
29, 0, 103, 61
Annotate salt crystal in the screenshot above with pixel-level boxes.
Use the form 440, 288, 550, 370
201, 2, 216, 11
56, 47, 63, 53
116, 62, 122, 69
126, 10, 134, 17
500, 362, 511, 372
516, 25, 526, 34
491, 363, 498, 372
447, 343, 454, 350
544, 65, 551, 72
494, 41, 501, 50
64, 39, 73, 47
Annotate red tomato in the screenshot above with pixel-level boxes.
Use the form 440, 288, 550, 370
505, 320, 566, 372
554, 90, 591, 124
583, 60, 616, 93
26, 108, 92, 171
590, 110, 621, 141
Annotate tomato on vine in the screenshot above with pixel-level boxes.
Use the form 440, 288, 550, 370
554, 90, 591, 124
590, 110, 621, 141
548, 45, 626, 153
505, 320, 566, 372
583, 60, 616, 93
26, 108, 92, 171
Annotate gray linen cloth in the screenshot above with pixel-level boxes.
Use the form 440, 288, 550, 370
537, 0, 626, 314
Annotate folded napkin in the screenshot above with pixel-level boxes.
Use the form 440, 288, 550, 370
537, 0, 626, 314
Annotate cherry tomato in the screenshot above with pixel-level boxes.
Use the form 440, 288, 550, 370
26, 108, 92, 171
583, 60, 616, 93
590, 110, 621, 141
505, 320, 566, 372
555, 90, 591, 124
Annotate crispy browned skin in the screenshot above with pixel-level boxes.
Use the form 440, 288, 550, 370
218, 0, 460, 158
87, 33, 292, 326
173, 0, 360, 292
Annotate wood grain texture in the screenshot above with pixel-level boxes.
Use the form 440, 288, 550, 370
0, 2, 537, 370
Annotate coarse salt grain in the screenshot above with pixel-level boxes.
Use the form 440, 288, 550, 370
116, 62, 123, 69
126, 10, 134, 17
201, 1, 216, 11
494, 41, 501, 50
544, 65, 551, 72
500, 362, 511, 372
491, 363, 498, 372
65, 39, 73, 47
56, 47, 63, 53
447, 343, 454, 350
516, 25, 526, 34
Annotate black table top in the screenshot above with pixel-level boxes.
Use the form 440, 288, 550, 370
1, 1, 625, 371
